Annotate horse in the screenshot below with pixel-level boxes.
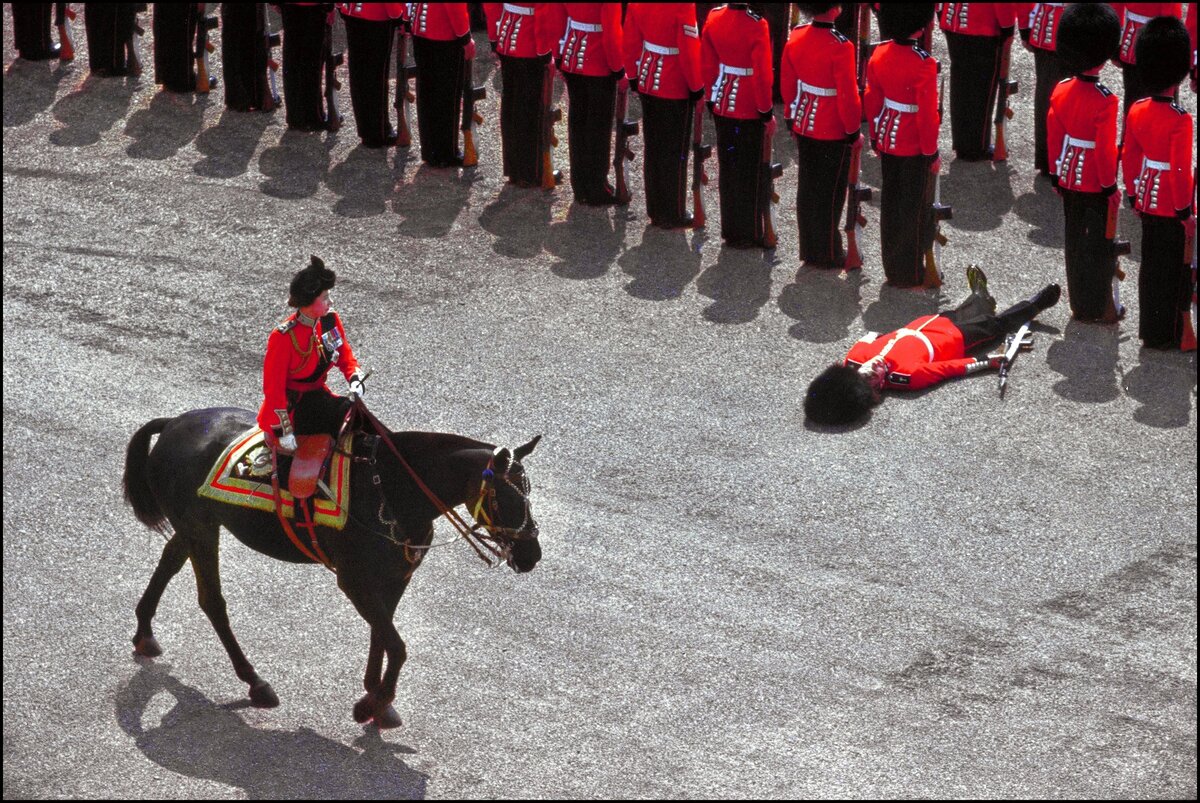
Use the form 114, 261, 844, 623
122, 405, 542, 728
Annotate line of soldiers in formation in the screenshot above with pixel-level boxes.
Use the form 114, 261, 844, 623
9, 3, 1199, 351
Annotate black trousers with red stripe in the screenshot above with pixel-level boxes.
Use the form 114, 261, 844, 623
1060, 188, 1119, 321
879, 152, 936, 287
944, 292, 1043, 350
945, 30, 1002, 160
1138, 214, 1190, 348
342, 14, 397, 147
499, 54, 551, 186
413, 36, 467, 165
12, 3, 58, 60
563, 72, 617, 203
714, 114, 768, 246
794, 134, 852, 267
279, 4, 327, 130
640, 94, 693, 227
222, 3, 275, 112
84, 3, 141, 76
152, 3, 199, 92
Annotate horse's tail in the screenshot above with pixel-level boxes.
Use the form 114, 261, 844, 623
122, 417, 174, 535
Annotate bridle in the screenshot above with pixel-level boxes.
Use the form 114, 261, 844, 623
351, 401, 537, 567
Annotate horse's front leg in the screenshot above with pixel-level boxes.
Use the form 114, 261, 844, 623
343, 578, 408, 728
355, 627, 404, 729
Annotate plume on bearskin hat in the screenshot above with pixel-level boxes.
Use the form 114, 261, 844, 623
288, 255, 336, 308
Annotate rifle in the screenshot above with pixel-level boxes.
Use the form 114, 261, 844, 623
691, 98, 712, 228
612, 79, 638, 204
324, 17, 344, 132
540, 59, 562, 189
992, 34, 1017, 161
844, 4, 872, 270
461, 47, 485, 166
55, 3, 76, 62
997, 321, 1034, 398
761, 121, 783, 248
923, 75, 951, 288
1105, 191, 1130, 315
195, 5, 218, 94
395, 25, 414, 147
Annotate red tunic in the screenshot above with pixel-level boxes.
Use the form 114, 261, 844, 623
1122, 96, 1195, 216
701, 5, 773, 119
257, 312, 360, 434
780, 21, 860, 139
937, 2, 1018, 36
484, 2, 558, 58
1019, 2, 1066, 51
623, 2, 703, 99
409, 2, 470, 40
1117, 3, 1183, 64
1047, 74, 1119, 192
844, 315, 976, 390
334, 2, 406, 22
864, 38, 940, 156
546, 2, 623, 76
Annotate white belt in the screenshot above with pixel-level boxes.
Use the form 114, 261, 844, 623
643, 41, 679, 56
891, 328, 936, 362
503, 4, 534, 15
567, 19, 603, 33
1143, 157, 1170, 171
1066, 136, 1095, 149
797, 80, 837, 97
1125, 11, 1151, 24
883, 97, 918, 113
719, 64, 753, 77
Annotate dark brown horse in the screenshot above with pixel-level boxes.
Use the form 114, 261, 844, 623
122, 406, 542, 728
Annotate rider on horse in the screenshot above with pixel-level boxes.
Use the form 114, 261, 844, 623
257, 255, 366, 453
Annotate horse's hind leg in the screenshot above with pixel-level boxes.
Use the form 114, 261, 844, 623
133, 532, 190, 657
188, 533, 280, 708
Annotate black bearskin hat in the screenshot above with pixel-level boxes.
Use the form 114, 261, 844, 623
1136, 16, 1191, 94
804, 364, 878, 425
288, 255, 336, 308
1057, 3, 1119, 75
797, 4, 839, 18
876, 4, 935, 42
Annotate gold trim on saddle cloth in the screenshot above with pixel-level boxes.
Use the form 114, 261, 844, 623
197, 426, 351, 530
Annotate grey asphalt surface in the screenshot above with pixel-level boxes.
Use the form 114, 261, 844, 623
3, 6, 1196, 799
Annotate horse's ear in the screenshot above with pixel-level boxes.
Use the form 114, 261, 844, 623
513, 435, 542, 463
492, 447, 511, 475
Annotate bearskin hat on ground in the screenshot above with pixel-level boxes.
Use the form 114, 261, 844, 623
1136, 16, 1191, 94
876, 4, 935, 43
804, 364, 878, 425
288, 255, 336, 308
1057, 3, 1120, 75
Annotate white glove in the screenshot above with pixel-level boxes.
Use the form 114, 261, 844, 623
279, 433, 298, 452
348, 372, 366, 401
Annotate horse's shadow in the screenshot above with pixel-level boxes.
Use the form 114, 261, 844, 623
115, 663, 429, 800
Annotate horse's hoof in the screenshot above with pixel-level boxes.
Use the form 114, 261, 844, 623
372, 704, 403, 730
250, 681, 279, 708
352, 694, 375, 724
132, 635, 162, 657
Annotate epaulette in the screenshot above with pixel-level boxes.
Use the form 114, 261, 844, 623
745, 9, 763, 22
1170, 101, 1186, 114
276, 318, 297, 334
912, 44, 930, 59
1096, 82, 1112, 97
830, 28, 849, 44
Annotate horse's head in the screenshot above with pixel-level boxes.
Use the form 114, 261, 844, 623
476, 436, 542, 573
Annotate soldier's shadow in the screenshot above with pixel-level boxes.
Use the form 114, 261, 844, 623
478, 184, 554, 259
193, 106, 277, 179
125, 89, 213, 160
695, 244, 774, 324
1123, 347, 1197, 428
1012, 174, 1065, 249
860, 283, 941, 335
618, 225, 703, 300
544, 202, 628, 281
258, 128, 335, 200
5, 57, 74, 129
1046, 318, 1123, 403
778, 267, 868, 343
48, 73, 139, 147
326, 144, 399, 219
393, 162, 474, 238
115, 663, 429, 800
943, 157, 1015, 232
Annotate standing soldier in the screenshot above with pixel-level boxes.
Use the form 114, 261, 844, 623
278, 3, 336, 131
749, 3, 790, 103
624, 3, 704, 228
1116, 3, 1184, 117
484, 3, 561, 188
937, 3, 1017, 161
337, 3, 406, 148
153, 3, 212, 93
781, 3, 861, 268
1048, 3, 1122, 322
222, 3, 281, 112
701, 3, 775, 248
864, 4, 941, 288
84, 3, 144, 77
410, 3, 476, 167
1017, 3, 1069, 176
1122, 16, 1195, 349
550, 3, 627, 205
